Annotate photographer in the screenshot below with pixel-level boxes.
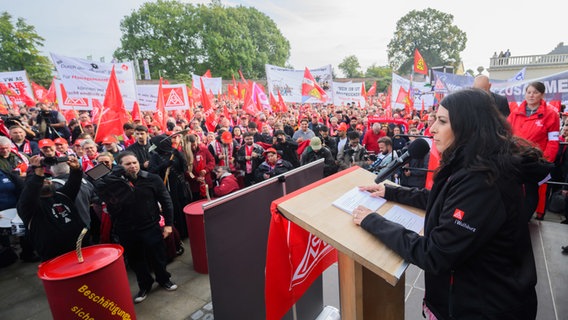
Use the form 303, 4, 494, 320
272, 130, 300, 168
35, 102, 70, 140
17, 154, 86, 262
338, 131, 373, 171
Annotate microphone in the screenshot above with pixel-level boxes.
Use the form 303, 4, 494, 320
374, 138, 430, 183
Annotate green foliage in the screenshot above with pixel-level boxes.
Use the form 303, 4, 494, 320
387, 8, 467, 75
114, 0, 290, 81
338, 55, 363, 78
0, 12, 52, 86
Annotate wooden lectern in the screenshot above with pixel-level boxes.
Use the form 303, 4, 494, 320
277, 167, 425, 320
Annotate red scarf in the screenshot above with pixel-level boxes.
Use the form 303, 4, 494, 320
214, 141, 234, 170
82, 153, 98, 171
12, 140, 31, 155
245, 145, 253, 174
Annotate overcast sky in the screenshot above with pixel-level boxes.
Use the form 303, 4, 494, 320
4, 0, 566, 77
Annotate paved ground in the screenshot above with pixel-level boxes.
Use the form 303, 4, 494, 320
1, 211, 566, 320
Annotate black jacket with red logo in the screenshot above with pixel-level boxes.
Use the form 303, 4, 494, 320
361, 150, 538, 319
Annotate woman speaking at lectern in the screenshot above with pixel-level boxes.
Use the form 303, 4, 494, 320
352, 89, 548, 320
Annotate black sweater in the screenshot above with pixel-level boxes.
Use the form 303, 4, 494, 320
18, 168, 86, 261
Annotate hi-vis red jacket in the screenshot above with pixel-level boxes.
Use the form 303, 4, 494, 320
508, 99, 559, 162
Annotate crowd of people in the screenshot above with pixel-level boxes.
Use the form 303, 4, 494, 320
0, 94, 434, 302
1, 77, 567, 311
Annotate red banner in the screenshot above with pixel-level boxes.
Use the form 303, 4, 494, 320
265, 207, 337, 320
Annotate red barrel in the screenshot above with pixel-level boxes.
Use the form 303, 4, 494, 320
38, 244, 136, 320
184, 200, 209, 274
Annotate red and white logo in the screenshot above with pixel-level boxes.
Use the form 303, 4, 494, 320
453, 208, 465, 220
290, 232, 334, 288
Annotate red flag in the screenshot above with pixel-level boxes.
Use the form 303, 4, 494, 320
301, 68, 327, 102
203, 70, 212, 78
63, 109, 78, 123
94, 66, 129, 142
131, 101, 142, 122
242, 83, 261, 116
238, 69, 247, 83
154, 78, 168, 132
232, 74, 238, 89
184, 108, 193, 123
395, 87, 409, 105
269, 92, 279, 113
383, 85, 392, 109
200, 77, 218, 132
414, 49, 428, 75
46, 78, 57, 104
223, 104, 231, 120
0, 101, 9, 115
31, 82, 49, 102
367, 81, 377, 97
13, 82, 36, 107
0, 118, 9, 136
420, 99, 426, 117
91, 99, 103, 124
277, 91, 288, 113
265, 198, 337, 320
361, 82, 367, 98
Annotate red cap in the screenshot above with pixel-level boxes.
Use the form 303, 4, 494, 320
81, 121, 93, 127
356, 124, 365, 130
337, 123, 348, 131
102, 136, 118, 144
221, 131, 233, 144
73, 139, 85, 146
38, 139, 55, 148
263, 147, 278, 157
53, 138, 68, 145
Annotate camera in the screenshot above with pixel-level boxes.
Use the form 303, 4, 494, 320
363, 154, 377, 162
276, 137, 284, 143
41, 156, 69, 166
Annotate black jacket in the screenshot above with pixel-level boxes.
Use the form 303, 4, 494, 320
126, 142, 151, 168
361, 150, 537, 319
18, 168, 86, 261
273, 137, 300, 168
95, 167, 174, 231
235, 143, 265, 174
300, 146, 338, 177
254, 159, 294, 182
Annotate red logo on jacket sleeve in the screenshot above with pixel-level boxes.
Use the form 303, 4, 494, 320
453, 208, 465, 220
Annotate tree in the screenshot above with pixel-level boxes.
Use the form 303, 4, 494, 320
0, 12, 52, 86
387, 8, 467, 75
365, 64, 392, 91
338, 55, 363, 78
114, 0, 290, 81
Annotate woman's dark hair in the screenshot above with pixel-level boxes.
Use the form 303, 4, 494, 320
438, 88, 542, 183
526, 81, 545, 94
232, 126, 242, 136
